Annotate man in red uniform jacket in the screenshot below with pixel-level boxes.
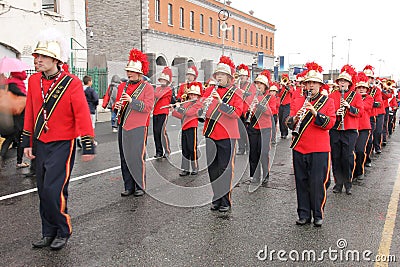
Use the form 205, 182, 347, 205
329, 65, 364, 195
277, 74, 293, 138
200, 55, 243, 212
286, 62, 336, 227
176, 65, 198, 101
116, 49, 154, 198
153, 66, 172, 159
22, 29, 95, 250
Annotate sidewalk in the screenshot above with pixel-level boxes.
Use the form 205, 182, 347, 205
96, 99, 111, 123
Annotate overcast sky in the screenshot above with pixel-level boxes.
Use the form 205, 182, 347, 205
230, 0, 399, 80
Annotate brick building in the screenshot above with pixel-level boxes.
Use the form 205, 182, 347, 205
87, 0, 276, 84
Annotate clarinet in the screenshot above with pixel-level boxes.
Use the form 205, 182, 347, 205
340, 86, 345, 130
292, 90, 311, 137
199, 81, 219, 121
114, 82, 129, 123
245, 89, 261, 124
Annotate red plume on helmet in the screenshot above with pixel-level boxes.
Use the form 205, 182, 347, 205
304, 62, 324, 73
159, 66, 172, 83
281, 73, 289, 79
187, 65, 198, 79
320, 83, 330, 93
219, 55, 235, 76
363, 65, 374, 72
62, 63, 70, 73
355, 71, 369, 83
339, 64, 357, 84
127, 48, 149, 75
237, 64, 250, 77
260, 70, 271, 82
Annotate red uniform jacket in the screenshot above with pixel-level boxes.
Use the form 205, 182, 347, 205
369, 87, 383, 117
291, 86, 303, 100
381, 89, 393, 109
329, 90, 364, 130
358, 94, 374, 130
116, 81, 154, 130
177, 83, 190, 100
246, 91, 276, 129
23, 71, 94, 147
172, 100, 202, 130
278, 84, 293, 105
202, 85, 243, 140
153, 85, 172, 115
289, 93, 336, 153
240, 81, 257, 116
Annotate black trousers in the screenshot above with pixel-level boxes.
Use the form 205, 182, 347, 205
206, 138, 236, 207
388, 110, 397, 135
118, 126, 147, 191
293, 150, 330, 220
237, 115, 248, 152
247, 126, 271, 180
181, 127, 198, 172
365, 116, 376, 165
383, 107, 389, 142
373, 114, 384, 151
354, 129, 371, 177
330, 129, 358, 190
278, 104, 290, 137
272, 114, 278, 141
153, 114, 171, 156
35, 139, 75, 238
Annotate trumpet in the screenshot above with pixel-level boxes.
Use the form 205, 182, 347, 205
280, 76, 289, 85
292, 90, 311, 137
245, 89, 261, 124
199, 81, 219, 122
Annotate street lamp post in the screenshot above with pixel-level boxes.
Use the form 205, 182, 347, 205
330, 35, 336, 81
347, 38, 352, 64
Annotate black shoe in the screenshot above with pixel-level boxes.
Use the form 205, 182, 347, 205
237, 150, 245, 155
210, 204, 219, 211
313, 219, 323, 227
382, 142, 387, 147
32, 236, 55, 248
179, 170, 190, 176
155, 154, 163, 160
190, 170, 198, 175
281, 136, 287, 139
50, 237, 68, 250
333, 188, 342, 193
262, 174, 270, 184
219, 206, 231, 212
133, 189, 145, 197
346, 188, 352, 195
375, 149, 382, 154
365, 162, 372, 167
296, 218, 311, 225
121, 190, 134, 197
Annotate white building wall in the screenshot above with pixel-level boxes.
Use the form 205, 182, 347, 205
0, 0, 87, 68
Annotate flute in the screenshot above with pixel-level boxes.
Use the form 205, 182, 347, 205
159, 98, 197, 109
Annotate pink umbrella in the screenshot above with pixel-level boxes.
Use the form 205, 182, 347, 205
0, 57, 31, 73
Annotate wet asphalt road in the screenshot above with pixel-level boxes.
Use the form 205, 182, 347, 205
1, 116, 400, 266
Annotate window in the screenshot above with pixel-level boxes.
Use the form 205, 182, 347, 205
261, 34, 263, 48
200, 14, 204, 33
231, 25, 235, 41
42, 0, 57, 12
168, 4, 173, 25
255, 33, 258, 47
266, 36, 268, 50
250, 31, 253, 46
180, 8, 184, 28
225, 24, 228, 40
238, 27, 241, 43
244, 29, 247, 44
218, 20, 221, 38
209, 17, 213, 35
190, 11, 194, 31
155, 0, 160, 22
270, 37, 273, 50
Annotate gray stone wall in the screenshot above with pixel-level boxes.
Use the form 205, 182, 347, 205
87, 0, 142, 63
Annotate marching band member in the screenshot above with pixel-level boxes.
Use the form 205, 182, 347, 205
381, 79, 393, 146
153, 66, 172, 159
236, 64, 256, 155
116, 49, 154, 197
286, 62, 336, 227
269, 82, 280, 144
277, 73, 293, 139
329, 64, 364, 195
371, 76, 386, 154
171, 82, 203, 176
177, 65, 198, 101
353, 72, 374, 185
199, 55, 242, 212
363, 65, 382, 167
246, 70, 276, 185
291, 71, 306, 100
22, 28, 95, 250
388, 85, 398, 136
